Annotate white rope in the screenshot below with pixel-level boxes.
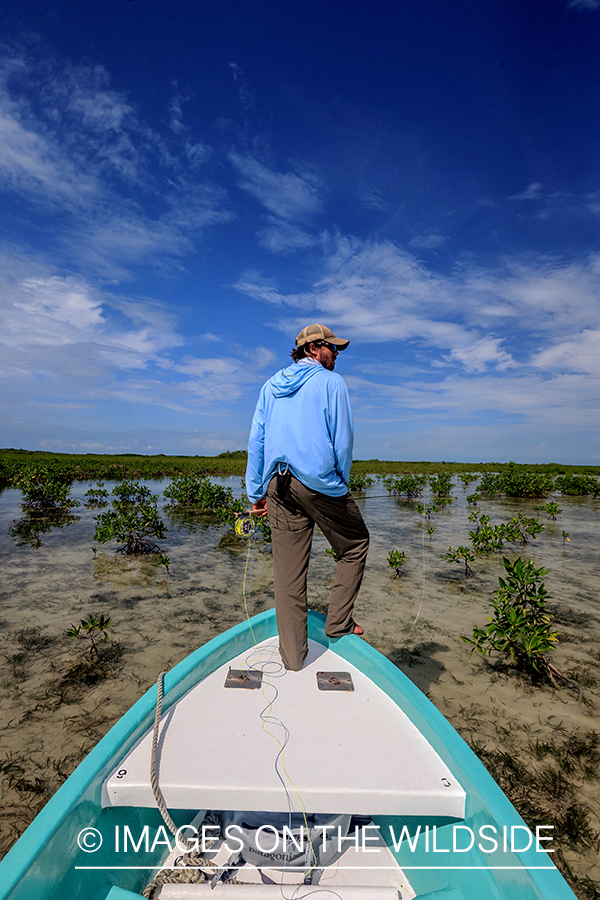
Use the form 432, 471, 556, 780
149, 671, 180, 838
143, 672, 216, 898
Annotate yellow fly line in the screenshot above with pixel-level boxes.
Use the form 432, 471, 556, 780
238, 516, 319, 874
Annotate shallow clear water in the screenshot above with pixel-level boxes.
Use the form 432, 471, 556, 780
0, 477, 598, 891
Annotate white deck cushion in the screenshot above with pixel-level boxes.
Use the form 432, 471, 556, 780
103, 638, 465, 818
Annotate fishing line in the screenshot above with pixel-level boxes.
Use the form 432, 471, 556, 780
232, 487, 434, 895
356, 491, 428, 642
238, 517, 259, 645
402, 508, 427, 641
237, 523, 315, 828
236, 515, 343, 900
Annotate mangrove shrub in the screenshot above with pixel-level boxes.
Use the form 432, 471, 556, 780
163, 474, 236, 509
16, 466, 79, 511
462, 557, 559, 681
94, 503, 166, 554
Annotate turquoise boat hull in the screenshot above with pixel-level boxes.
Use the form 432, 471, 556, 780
0, 610, 577, 900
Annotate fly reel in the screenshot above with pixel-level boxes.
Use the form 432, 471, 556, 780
235, 516, 256, 537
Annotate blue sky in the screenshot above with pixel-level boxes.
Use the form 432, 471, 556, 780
1, 0, 600, 463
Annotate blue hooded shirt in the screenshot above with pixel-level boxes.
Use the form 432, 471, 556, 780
246, 358, 354, 503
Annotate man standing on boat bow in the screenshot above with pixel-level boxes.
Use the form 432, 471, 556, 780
246, 324, 370, 671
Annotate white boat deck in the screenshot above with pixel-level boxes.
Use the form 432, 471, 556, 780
103, 637, 465, 818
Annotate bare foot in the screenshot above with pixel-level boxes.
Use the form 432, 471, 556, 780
353, 624, 364, 636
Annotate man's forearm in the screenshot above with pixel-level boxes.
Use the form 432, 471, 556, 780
330, 384, 354, 485
246, 405, 266, 503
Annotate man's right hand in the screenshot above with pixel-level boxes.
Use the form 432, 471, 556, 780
251, 499, 268, 517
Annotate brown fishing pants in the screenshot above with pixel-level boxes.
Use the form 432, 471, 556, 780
266, 475, 370, 671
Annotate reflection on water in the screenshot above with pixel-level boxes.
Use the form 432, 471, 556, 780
8, 510, 81, 549
0, 476, 599, 888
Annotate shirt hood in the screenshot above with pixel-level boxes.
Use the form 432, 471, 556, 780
268, 359, 323, 398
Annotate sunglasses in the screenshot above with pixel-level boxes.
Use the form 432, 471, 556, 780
316, 340, 339, 353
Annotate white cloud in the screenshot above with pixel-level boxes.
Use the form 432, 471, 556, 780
2, 273, 106, 360
532, 329, 600, 375
233, 271, 289, 306
349, 370, 600, 432
0, 92, 100, 206
167, 349, 276, 403
444, 337, 515, 372
257, 218, 316, 254
229, 153, 324, 222
0, 265, 183, 387
0, 54, 148, 193
0, 246, 276, 430
567, 0, 599, 10
235, 235, 600, 400
14, 276, 104, 332
408, 232, 447, 251
507, 182, 544, 201
236, 236, 516, 370
357, 186, 390, 212
466, 256, 600, 332
0, 46, 230, 277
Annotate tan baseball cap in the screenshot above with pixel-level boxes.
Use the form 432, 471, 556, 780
295, 323, 350, 351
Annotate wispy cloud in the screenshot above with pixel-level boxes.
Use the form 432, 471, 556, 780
234, 237, 600, 461
168, 83, 188, 135
357, 185, 390, 212
229, 152, 324, 222
228, 62, 255, 111
567, 0, 599, 10
257, 217, 317, 254
408, 232, 448, 251
532, 329, 600, 375
14, 276, 104, 332
236, 236, 515, 370
507, 182, 545, 201
235, 233, 600, 396
233, 270, 290, 305
0, 243, 278, 436
466, 256, 600, 332
0, 87, 100, 207
0, 258, 181, 380
174, 349, 275, 403
443, 337, 515, 372
65, 183, 231, 278
0, 43, 231, 277
348, 369, 600, 433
